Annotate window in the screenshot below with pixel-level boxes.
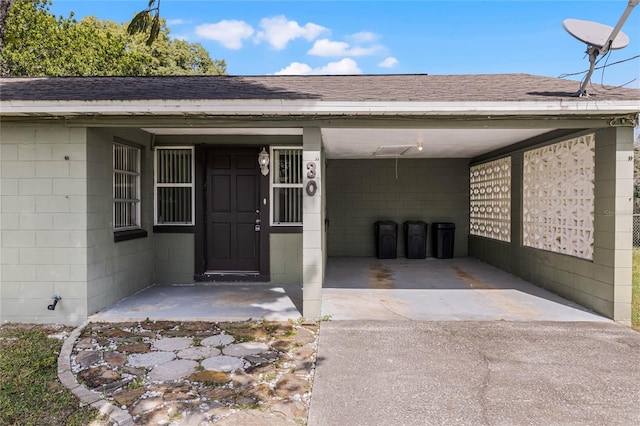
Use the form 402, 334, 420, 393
271, 147, 303, 226
154, 147, 194, 225
113, 142, 141, 231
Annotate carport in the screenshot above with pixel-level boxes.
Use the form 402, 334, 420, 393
0, 74, 637, 325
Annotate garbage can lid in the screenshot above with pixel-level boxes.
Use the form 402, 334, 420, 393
432, 222, 455, 229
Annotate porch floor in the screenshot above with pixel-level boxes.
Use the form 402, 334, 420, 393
90, 257, 610, 323
90, 285, 303, 323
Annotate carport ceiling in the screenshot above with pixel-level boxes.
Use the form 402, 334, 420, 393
321, 128, 555, 159
144, 127, 555, 159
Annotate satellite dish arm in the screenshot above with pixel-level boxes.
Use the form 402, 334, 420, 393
600, 0, 639, 55
576, 0, 638, 96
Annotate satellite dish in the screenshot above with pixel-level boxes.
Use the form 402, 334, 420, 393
562, 19, 630, 50
562, 0, 639, 97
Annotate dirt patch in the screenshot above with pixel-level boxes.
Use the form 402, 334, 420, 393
369, 265, 395, 289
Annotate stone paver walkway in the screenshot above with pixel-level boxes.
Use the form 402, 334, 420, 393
60, 320, 318, 425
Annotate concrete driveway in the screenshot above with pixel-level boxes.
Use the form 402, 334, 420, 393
308, 321, 640, 426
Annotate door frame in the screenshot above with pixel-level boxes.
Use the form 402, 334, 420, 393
194, 145, 270, 281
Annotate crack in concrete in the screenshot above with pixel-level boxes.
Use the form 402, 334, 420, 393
377, 298, 414, 321
478, 351, 492, 426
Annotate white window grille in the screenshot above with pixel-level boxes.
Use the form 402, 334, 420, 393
113, 142, 141, 231
470, 157, 511, 242
271, 147, 303, 226
154, 147, 194, 225
522, 134, 595, 260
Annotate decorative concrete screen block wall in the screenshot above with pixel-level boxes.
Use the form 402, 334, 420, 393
470, 157, 511, 242
522, 134, 595, 260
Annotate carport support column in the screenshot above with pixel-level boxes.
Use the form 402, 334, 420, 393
595, 126, 634, 323
302, 127, 323, 319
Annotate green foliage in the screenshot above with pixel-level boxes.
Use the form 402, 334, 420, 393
0, 327, 102, 425
128, 0, 161, 45
0, 0, 226, 76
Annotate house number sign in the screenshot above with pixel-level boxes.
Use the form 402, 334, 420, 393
306, 162, 317, 196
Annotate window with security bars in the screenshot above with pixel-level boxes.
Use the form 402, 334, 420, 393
271, 147, 303, 226
154, 147, 194, 225
113, 142, 141, 231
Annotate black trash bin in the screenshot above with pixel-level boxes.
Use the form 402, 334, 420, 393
432, 222, 455, 259
404, 221, 428, 259
374, 221, 398, 259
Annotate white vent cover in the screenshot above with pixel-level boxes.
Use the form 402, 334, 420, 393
373, 145, 414, 157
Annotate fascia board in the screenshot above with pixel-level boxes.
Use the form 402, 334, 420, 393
1, 99, 639, 116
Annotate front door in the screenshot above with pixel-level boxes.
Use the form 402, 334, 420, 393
206, 148, 261, 272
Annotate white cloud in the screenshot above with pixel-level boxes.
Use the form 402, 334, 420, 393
308, 38, 383, 57
319, 58, 362, 74
348, 31, 377, 43
274, 58, 362, 75
195, 20, 254, 50
166, 18, 185, 26
378, 56, 398, 68
256, 15, 328, 50
274, 62, 314, 75
308, 39, 350, 56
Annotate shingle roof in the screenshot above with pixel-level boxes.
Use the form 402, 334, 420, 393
1, 74, 638, 102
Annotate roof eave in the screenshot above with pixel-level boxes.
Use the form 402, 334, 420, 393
1, 99, 639, 117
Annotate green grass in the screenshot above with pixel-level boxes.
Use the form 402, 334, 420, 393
0, 326, 106, 426
633, 249, 640, 327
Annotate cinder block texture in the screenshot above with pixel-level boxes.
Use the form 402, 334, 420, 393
1, 125, 88, 325
469, 128, 634, 322
326, 158, 470, 257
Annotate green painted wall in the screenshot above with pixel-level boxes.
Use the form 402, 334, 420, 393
154, 233, 195, 284
326, 158, 470, 257
270, 233, 303, 285
0, 124, 89, 325
469, 128, 634, 322
86, 128, 155, 316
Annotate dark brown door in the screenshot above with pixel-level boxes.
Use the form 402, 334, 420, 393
206, 148, 260, 272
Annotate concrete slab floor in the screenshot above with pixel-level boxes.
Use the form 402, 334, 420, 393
91, 257, 608, 323
90, 285, 303, 323
322, 257, 610, 322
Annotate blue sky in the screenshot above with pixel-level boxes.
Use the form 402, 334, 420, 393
50, 1, 640, 87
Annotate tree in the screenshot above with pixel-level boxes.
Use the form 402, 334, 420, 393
0, 0, 226, 76
0, 0, 15, 51
128, 0, 161, 45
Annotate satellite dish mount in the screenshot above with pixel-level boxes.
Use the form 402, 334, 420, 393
562, 0, 638, 97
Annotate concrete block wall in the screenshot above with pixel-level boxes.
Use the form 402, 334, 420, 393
86, 129, 155, 315
270, 233, 303, 285
302, 128, 324, 318
0, 124, 88, 324
154, 233, 195, 284
326, 158, 470, 258
469, 128, 634, 322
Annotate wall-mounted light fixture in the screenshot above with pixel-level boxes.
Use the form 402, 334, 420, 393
417, 142, 424, 151
258, 147, 270, 176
